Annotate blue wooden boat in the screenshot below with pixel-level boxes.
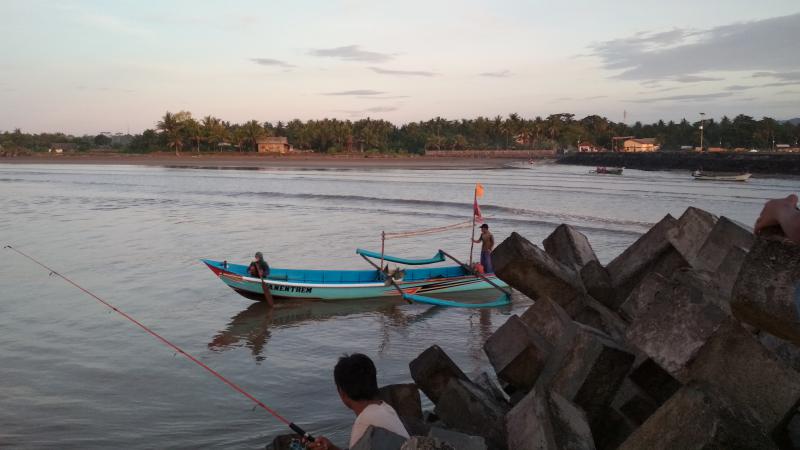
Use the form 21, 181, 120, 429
202, 249, 511, 307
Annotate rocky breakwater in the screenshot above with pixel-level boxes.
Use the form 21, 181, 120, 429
271, 207, 800, 449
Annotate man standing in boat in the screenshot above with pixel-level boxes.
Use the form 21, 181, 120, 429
306, 353, 409, 450
473, 223, 495, 273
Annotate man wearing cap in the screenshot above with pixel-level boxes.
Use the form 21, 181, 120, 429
248, 251, 270, 279
473, 223, 495, 273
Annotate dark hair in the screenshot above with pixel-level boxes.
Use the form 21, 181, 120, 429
480, 224, 489, 229
334, 353, 379, 401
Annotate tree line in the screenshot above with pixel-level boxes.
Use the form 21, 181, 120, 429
2, 111, 799, 154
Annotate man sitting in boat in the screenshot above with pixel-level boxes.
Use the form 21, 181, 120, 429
473, 223, 495, 273
247, 252, 270, 279
307, 353, 409, 450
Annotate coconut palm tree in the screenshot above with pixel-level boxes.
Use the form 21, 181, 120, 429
241, 120, 266, 152
157, 111, 184, 156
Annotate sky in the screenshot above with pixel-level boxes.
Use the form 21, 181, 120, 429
0, 0, 799, 134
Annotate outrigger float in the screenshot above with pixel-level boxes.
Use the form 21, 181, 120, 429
203, 248, 511, 308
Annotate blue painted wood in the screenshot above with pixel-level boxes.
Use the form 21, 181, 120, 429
355, 248, 446, 265
402, 292, 511, 308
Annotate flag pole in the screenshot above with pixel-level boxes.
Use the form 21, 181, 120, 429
469, 189, 477, 267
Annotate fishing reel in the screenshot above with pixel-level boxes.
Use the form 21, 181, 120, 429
289, 438, 308, 450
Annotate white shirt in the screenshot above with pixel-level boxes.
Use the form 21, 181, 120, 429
349, 402, 410, 447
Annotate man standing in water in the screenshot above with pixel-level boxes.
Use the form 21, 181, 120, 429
473, 223, 495, 273
307, 354, 409, 450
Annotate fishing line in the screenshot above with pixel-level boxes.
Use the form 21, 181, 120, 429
3, 245, 314, 442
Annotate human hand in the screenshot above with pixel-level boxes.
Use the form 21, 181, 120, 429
304, 436, 334, 450
755, 194, 799, 235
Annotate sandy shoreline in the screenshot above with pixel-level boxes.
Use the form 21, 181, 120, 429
0, 153, 542, 170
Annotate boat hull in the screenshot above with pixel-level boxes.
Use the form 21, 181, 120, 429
203, 260, 508, 301
692, 172, 751, 182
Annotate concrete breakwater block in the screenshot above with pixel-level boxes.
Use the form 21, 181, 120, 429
483, 314, 552, 391
379, 384, 423, 421
400, 436, 455, 450
625, 279, 729, 378
492, 232, 585, 313
428, 427, 487, 450
471, 371, 510, 405
579, 260, 616, 310
732, 236, 800, 345
543, 224, 599, 271
684, 319, 800, 432
666, 206, 718, 268
617, 272, 669, 323
434, 378, 509, 450
618, 383, 778, 450
605, 214, 680, 302
351, 426, 408, 450
409, 345, 469, 404
548, 324, 636, 424
694, 216, 754, 272
506, 385, 596, 450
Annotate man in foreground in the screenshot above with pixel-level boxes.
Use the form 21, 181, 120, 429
307, 354, 409, 450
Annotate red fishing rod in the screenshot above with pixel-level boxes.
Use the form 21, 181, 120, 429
3, 245, 314, 442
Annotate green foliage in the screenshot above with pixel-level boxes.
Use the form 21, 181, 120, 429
4, 112, 799, 154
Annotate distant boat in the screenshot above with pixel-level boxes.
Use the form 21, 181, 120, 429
591, 166, 624, 175
692, 170, 751, 182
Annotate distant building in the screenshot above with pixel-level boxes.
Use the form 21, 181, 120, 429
49, 142, 77, 153
776, 144, 791, 151
622, 138, 659, 152
256, 136, 292, 153
707, 147, 726, 153
578, 141, 604, 152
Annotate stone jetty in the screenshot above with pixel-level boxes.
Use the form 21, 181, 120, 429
270, 207, 800, 449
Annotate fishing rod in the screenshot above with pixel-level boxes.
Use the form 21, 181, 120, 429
3, 245, 314, 443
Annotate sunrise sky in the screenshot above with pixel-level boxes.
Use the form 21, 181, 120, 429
1, 0, 798, 134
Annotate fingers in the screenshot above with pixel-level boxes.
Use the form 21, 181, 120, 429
788, 194, 799, 205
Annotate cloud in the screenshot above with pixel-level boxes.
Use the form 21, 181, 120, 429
369, 67, 436, 77
725, 85, 756, 91
479, 69, 511, 78
323, 89, 386, 96
338, 106, 399, 117
359, 95, 410, 100
776, 90, 800, 95
672, 75, 723, 83
365, 106, 398, 113
250, 58, 295, 68
590, 13, 800, 80
628, 92, 734, 103
753, 71, 800, 81
309, 45, 393, 63
584, 95, 608, 100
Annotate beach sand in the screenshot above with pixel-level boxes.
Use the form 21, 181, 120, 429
0, 152, 541, 170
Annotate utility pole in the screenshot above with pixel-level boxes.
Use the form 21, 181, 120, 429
699, 112, 705, 151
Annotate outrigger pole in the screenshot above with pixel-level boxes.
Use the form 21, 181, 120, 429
3, 245, 315, 443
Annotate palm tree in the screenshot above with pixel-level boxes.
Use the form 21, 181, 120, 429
157, 111, 183, 156
183, 118, 202, 153
241, 120, 266, 152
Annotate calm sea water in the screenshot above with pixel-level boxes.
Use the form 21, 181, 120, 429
0, 163, 796, 449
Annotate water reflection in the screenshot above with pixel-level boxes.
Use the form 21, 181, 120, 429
208, 298, 447, 361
